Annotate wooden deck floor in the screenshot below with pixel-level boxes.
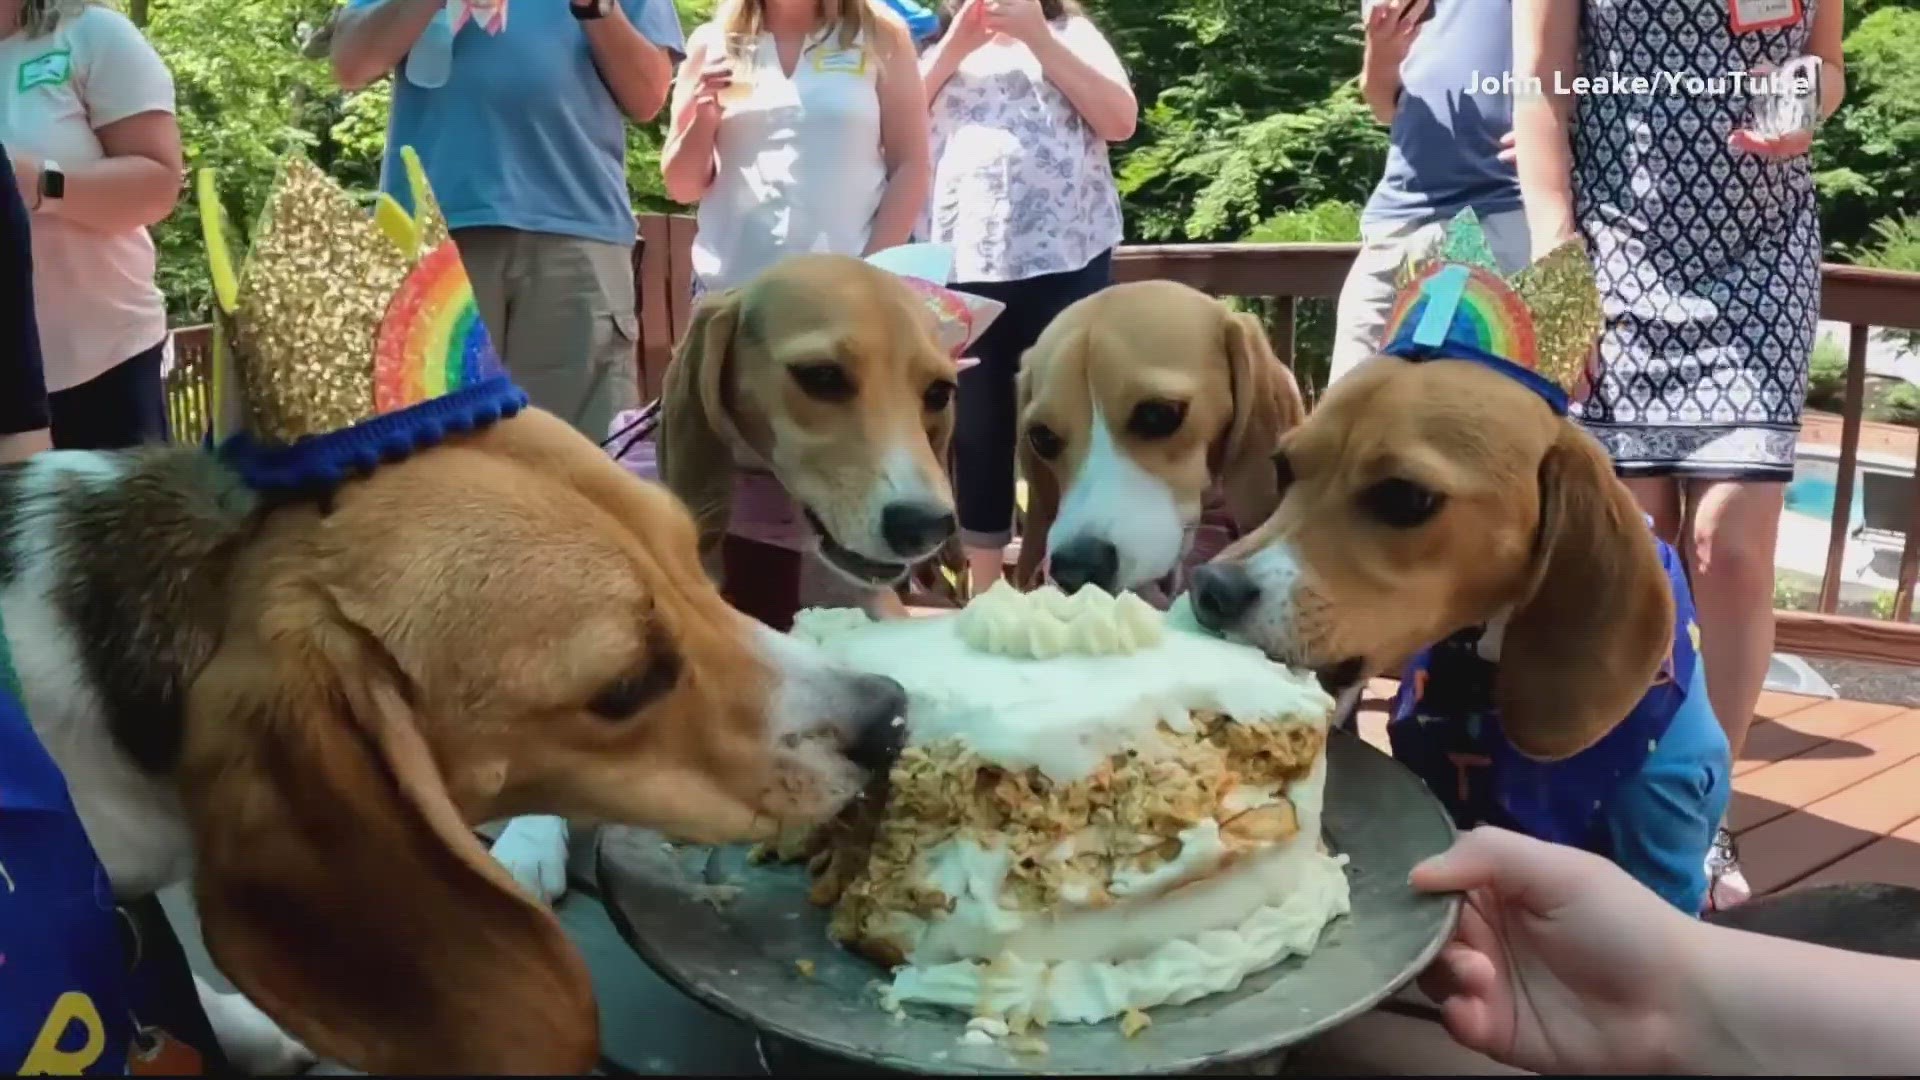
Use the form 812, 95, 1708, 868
1352, 681, 1920, 896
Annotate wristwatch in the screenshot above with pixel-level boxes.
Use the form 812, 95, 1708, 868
36, 160, 64, 209
569, 0, 612, 20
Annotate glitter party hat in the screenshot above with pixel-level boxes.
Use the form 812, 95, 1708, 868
864, 243, 1004, 366
198, 148, 526, 492
1378, 209, 1602, 414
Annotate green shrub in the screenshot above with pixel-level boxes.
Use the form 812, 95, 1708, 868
1857, 213, 1920, 352
1805, 334, 1849, 413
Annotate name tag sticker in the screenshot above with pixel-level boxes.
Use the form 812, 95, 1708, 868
16, 49, 71, 92
810, 48, 867, 75
1730, 0, 1800, 33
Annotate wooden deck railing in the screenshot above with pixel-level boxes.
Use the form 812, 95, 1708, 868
164, 213, 1920, 667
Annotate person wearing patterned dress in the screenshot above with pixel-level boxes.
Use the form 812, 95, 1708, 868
1511, 0, 1847, 910
918, 0, 1135, 595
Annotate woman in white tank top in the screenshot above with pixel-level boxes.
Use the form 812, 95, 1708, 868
661, 0, 931, 295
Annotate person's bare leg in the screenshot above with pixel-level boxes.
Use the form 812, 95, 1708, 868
1622, 476, 1683, 546
966, 545, 1005, 595
1686, 478, 1786, 760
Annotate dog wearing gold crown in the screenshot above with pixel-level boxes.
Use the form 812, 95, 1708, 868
0, 150, 917, 1075
1185, 210, 1733, 916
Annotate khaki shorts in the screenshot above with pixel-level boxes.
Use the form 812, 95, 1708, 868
1328, 207, 1532, 385
453, 227, 640, 442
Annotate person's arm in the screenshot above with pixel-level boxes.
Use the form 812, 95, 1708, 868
585, 0, 685, 124
0, 142, 49, 460
1810, 0, 1846, 120
660, 28, 727, 205
1670, 922, 1920, 1075
330, 0, 443, 91
10, 11, 180, 235
919, 0, 987, 101
1510, 0, 1580, 260
1359, 0, 1426, 124
1021, 17, 1136, 143
864, 16, 933, 253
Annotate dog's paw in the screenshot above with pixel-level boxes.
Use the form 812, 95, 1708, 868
490, 814, 571, 905
200, 984, 318, 1076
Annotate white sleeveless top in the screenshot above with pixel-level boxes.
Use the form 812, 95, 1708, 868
691, 22, 886, 293
919, 18, 1128, 284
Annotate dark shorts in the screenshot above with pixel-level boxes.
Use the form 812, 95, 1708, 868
50, 341, 169, 451
951, 251, 1114, 548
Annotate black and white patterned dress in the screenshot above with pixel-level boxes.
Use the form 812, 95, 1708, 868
1570, 0, 1820, 481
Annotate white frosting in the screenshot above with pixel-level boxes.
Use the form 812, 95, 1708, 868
790, 601, 1333, 783
791, 595, 1349, 1028
954, 581, 1164, 658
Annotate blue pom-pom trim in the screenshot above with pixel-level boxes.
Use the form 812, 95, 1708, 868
219, 377, 530, 494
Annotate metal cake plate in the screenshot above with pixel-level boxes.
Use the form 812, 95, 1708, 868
597, 728, 1459, 1076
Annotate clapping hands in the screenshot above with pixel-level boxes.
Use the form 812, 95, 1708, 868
983, 0, 1050, 48
940, 0, 992, 56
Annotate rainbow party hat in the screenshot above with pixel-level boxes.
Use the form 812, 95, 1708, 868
1377, 209, 1603, 415
198, 148, 525, 493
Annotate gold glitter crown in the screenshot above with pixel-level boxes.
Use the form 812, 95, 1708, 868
200, 149, 522, 491
1379, 209, 1603, 411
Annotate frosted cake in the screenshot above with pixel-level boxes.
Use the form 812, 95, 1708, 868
787, 582, 1350, 1030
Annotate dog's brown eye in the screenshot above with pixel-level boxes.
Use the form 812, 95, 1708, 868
587, 653, 681, 722
923, 379, 955, 412
1359, 477, 1444, 529
1128, 399, 1186, 440
1027, 424, 1064, 461
790, 362, 855, 402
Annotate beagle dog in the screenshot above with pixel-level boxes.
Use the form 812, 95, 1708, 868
1014, 280, 1307, 602
655, 253, 967, 607
1, 407, 907, 1074
524, 251, 986, 924
1188, 355, 1732, 914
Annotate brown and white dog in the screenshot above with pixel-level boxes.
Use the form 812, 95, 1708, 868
1186, 353, 1674, 758
1014, 280, 1307, 601
1, 408, 907, 1075
656, 254, 965, 603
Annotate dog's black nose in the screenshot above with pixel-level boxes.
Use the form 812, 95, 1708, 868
880, 503, 956, 558
845, 674, 909, 775
1052, 534, 1121, 591
1048, 536, 1119, 595
1191, 563, 1261, 631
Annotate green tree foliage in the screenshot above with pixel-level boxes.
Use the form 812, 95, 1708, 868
146, 0, 346, 319
1815, 3, 1920, 253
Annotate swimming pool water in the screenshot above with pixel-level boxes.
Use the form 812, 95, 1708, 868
1785, 469, 1865, 529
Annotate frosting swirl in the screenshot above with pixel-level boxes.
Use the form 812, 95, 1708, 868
956, 581, 1164, 658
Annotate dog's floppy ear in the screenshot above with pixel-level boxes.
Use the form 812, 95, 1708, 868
659, 290, 744, 582
183, 594, 598, 1076
1012, 350, 1061, 590
1216, 310, 1307, 531
1497, 424, 1675, 761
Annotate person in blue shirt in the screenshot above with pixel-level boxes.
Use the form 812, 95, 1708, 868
1328, 0, 1530, 382
328, 0, 685, 448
